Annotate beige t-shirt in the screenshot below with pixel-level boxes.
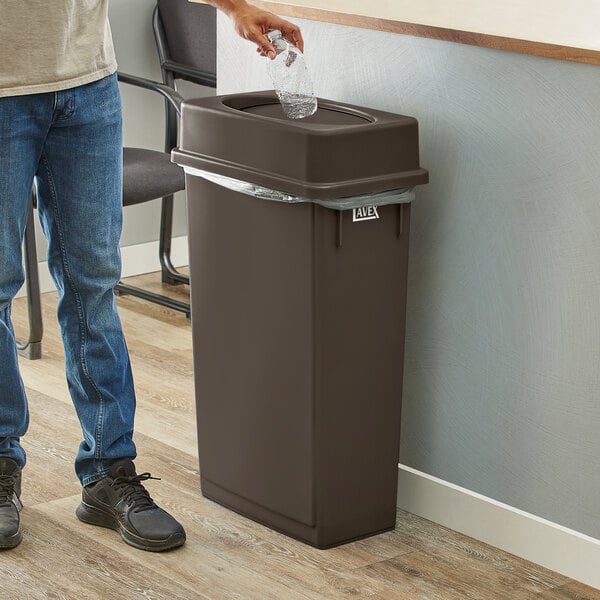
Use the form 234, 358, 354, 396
0, 0, 117, 97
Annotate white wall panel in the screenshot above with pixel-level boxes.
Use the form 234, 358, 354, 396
260, 0, 600, 50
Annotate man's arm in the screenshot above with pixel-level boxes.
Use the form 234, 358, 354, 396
203, 0, 304, 58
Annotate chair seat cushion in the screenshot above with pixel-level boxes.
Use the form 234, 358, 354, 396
123, 147, 185, 206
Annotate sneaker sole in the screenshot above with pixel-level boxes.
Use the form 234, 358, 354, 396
76, 501, 185, 552
0, 528, 22, 549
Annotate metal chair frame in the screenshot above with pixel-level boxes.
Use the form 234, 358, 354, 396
151, 3, 216, 287
17, 187, 43, 360
18, 74, 185, 359
113, 5, 216, 312
113, 72, 189, 316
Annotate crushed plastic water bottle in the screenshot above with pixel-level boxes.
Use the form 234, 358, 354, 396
266, 29, 317, 119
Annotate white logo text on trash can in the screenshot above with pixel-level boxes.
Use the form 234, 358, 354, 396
353, 206, 380, 222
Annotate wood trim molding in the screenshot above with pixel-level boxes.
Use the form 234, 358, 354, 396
215, 0, 600, 66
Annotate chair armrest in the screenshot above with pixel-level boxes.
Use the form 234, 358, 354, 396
162, 60, 217, 89
117, 71, 184, 116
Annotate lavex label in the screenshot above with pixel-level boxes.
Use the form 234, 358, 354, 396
352, 206, 379, 222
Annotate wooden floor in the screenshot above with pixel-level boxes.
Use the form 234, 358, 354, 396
9, 272, 600, 600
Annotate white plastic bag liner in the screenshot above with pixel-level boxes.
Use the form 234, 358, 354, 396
184, 167, 415, 210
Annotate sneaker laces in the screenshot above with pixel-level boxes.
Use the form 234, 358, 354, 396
0, 473, 17, 505
110, 472, 160, 513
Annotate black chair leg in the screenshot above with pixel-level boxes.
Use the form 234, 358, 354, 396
159, 194, 189, 286
17, 194, 43, 360
114, 195, 190, 318
114, 282, 190, 318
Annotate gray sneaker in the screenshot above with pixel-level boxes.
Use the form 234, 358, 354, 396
0, 457, 23, 549
76, 459, 185, 552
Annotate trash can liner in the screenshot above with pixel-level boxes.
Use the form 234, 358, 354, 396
183, 166, 415, 210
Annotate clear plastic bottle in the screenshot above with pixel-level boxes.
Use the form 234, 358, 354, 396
266, 29, 317, 119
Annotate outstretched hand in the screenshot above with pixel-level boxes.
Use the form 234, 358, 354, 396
227, 4, 304, 58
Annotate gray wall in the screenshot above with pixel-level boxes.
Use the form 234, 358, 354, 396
216, 14, 600, 539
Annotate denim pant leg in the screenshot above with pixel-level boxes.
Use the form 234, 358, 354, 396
34, 74, 137, 486
0, 95, 53, 468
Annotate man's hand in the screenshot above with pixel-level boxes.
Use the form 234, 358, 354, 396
211, 0, 304, 58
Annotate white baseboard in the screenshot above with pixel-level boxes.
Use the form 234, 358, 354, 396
397, 464, 600, 589
16, 236, 189, 298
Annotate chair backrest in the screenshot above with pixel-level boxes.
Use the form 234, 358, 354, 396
155, 0, 217, 87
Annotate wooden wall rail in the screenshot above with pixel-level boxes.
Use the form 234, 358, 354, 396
193, 0, 600, 67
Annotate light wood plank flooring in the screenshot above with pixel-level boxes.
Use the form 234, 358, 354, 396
8, 272, 600, 600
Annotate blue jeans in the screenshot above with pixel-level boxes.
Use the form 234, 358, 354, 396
0, 73, 137, 486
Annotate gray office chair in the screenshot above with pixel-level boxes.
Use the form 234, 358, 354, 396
114, 0, 217, 313
18, 0, 216, 358
114, 73, 188, 315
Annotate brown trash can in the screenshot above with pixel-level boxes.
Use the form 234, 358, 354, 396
172, 91, 428, 548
